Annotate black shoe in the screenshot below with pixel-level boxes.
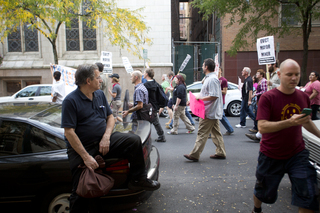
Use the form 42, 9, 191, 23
155, 137, 166, 142
128, 179, 161, 191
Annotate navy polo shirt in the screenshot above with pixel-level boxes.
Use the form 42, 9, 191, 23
61, 88, 112, 148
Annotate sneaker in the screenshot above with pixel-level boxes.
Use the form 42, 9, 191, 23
249, 129, 258, 133
165, 125, 172, 129
252, 210, 263, 213
235, 124, 246, 128
246, 116, 250, 120
167, 131, 177, 135
223, 131, 234, 136
155, 137, 166, 142
128, 178, 160, 191
186, 130, 194, 134
245, 133, 261, 141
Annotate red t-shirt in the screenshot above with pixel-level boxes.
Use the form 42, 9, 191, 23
219, 77, 228, 105
257, 88, 310, 159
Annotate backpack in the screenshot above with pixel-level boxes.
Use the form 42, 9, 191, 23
156, 82, 169, 108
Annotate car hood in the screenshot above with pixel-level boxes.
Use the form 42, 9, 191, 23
302, 120, 320, 145
0, 96, 13, 102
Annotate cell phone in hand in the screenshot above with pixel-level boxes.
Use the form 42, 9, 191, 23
301, 108, 312, 117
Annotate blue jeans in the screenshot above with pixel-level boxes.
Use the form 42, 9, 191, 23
254, 150, 319, 210
220, 105, 234, 133
240, 99, 255, 126
170, 107, 195, 127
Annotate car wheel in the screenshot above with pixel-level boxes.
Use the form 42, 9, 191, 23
39, 186, 71, 213
227, 101, 241, 117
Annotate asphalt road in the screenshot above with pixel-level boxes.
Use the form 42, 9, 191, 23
3, 114, 319, 213
121, 115, 305, 213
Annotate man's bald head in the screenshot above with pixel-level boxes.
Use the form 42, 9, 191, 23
279, 59, 300, 73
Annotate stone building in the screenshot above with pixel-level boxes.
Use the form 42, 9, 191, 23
0, 0, 172, 100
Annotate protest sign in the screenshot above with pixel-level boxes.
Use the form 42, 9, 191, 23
256, 36, 276, 65
100, 51, 113, 74
50, 64, 77, 96
122, 57, 134, 73
189, 91, 205, 119
214, 53, 220, 74
179, 54, 191, 72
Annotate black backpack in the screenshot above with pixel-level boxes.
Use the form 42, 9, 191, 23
156, 82, 168, 108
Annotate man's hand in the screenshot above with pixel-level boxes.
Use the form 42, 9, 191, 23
248, 100, 252, 106
267, 80, 273, 86
173, 105, 178, 111
83, 155, 99, 170
99, 137, 110, 156
289, 114, 311, 126
186, 101, 190, 106
122, 110, 129, 118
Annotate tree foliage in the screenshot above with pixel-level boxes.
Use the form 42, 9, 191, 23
0, 0, 152, 64
192, 0, 320, 84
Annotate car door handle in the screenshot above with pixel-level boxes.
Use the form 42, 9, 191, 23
28, 98, 34, 100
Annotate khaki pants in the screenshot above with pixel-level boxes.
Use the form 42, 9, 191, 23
111, 100, 121, 118
171, 106, 194, 134
189, 117, 226, 159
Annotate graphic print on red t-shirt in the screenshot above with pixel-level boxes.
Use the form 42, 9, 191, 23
280, 103, 302, 120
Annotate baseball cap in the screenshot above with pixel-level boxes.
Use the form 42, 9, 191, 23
109, 73, 119, 79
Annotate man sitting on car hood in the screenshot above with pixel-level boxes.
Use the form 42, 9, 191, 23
61, 64, 160, 213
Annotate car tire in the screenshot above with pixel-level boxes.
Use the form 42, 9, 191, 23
227, 101, 241, 117
39, 186, 71, 213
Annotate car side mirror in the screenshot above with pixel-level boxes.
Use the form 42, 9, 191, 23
15, 94, 20, 98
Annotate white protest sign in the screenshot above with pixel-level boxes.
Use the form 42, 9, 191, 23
50, 64, 77, 95
256, 36, 276, 65
122, 57, 133, 73
179, 54, 191, 72
100, 51, 113, 74
238, 77, 243, 90
214, 53, 220, 74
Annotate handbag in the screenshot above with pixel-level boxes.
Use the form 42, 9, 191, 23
76, 155, 114, 198
136, 103, 157, 123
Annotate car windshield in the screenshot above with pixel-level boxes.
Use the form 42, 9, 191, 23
30, 105, 62, 128
187, 82, 202, 93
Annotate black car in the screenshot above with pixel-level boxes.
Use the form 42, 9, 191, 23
0, 102, 160, 212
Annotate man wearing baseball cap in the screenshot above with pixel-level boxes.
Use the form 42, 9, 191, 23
108, 73, 123, 122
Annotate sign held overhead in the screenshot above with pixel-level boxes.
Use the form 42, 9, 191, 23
256, 36, 276, 65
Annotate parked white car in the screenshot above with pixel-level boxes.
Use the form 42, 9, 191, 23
186, 81, 242, 117
0, 84, 52, 104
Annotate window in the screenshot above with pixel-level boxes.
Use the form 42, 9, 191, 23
66, 18, 80, 51
0, 121, 28, 156
280, 3, 320, 26
65, 0, 97, 51
29, 126, 65, 153
39, 86, 52, 96
187, 83, 203, 93
83, 21, 97, 50
7, 24, 39, 52
16, 86, 38, 97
